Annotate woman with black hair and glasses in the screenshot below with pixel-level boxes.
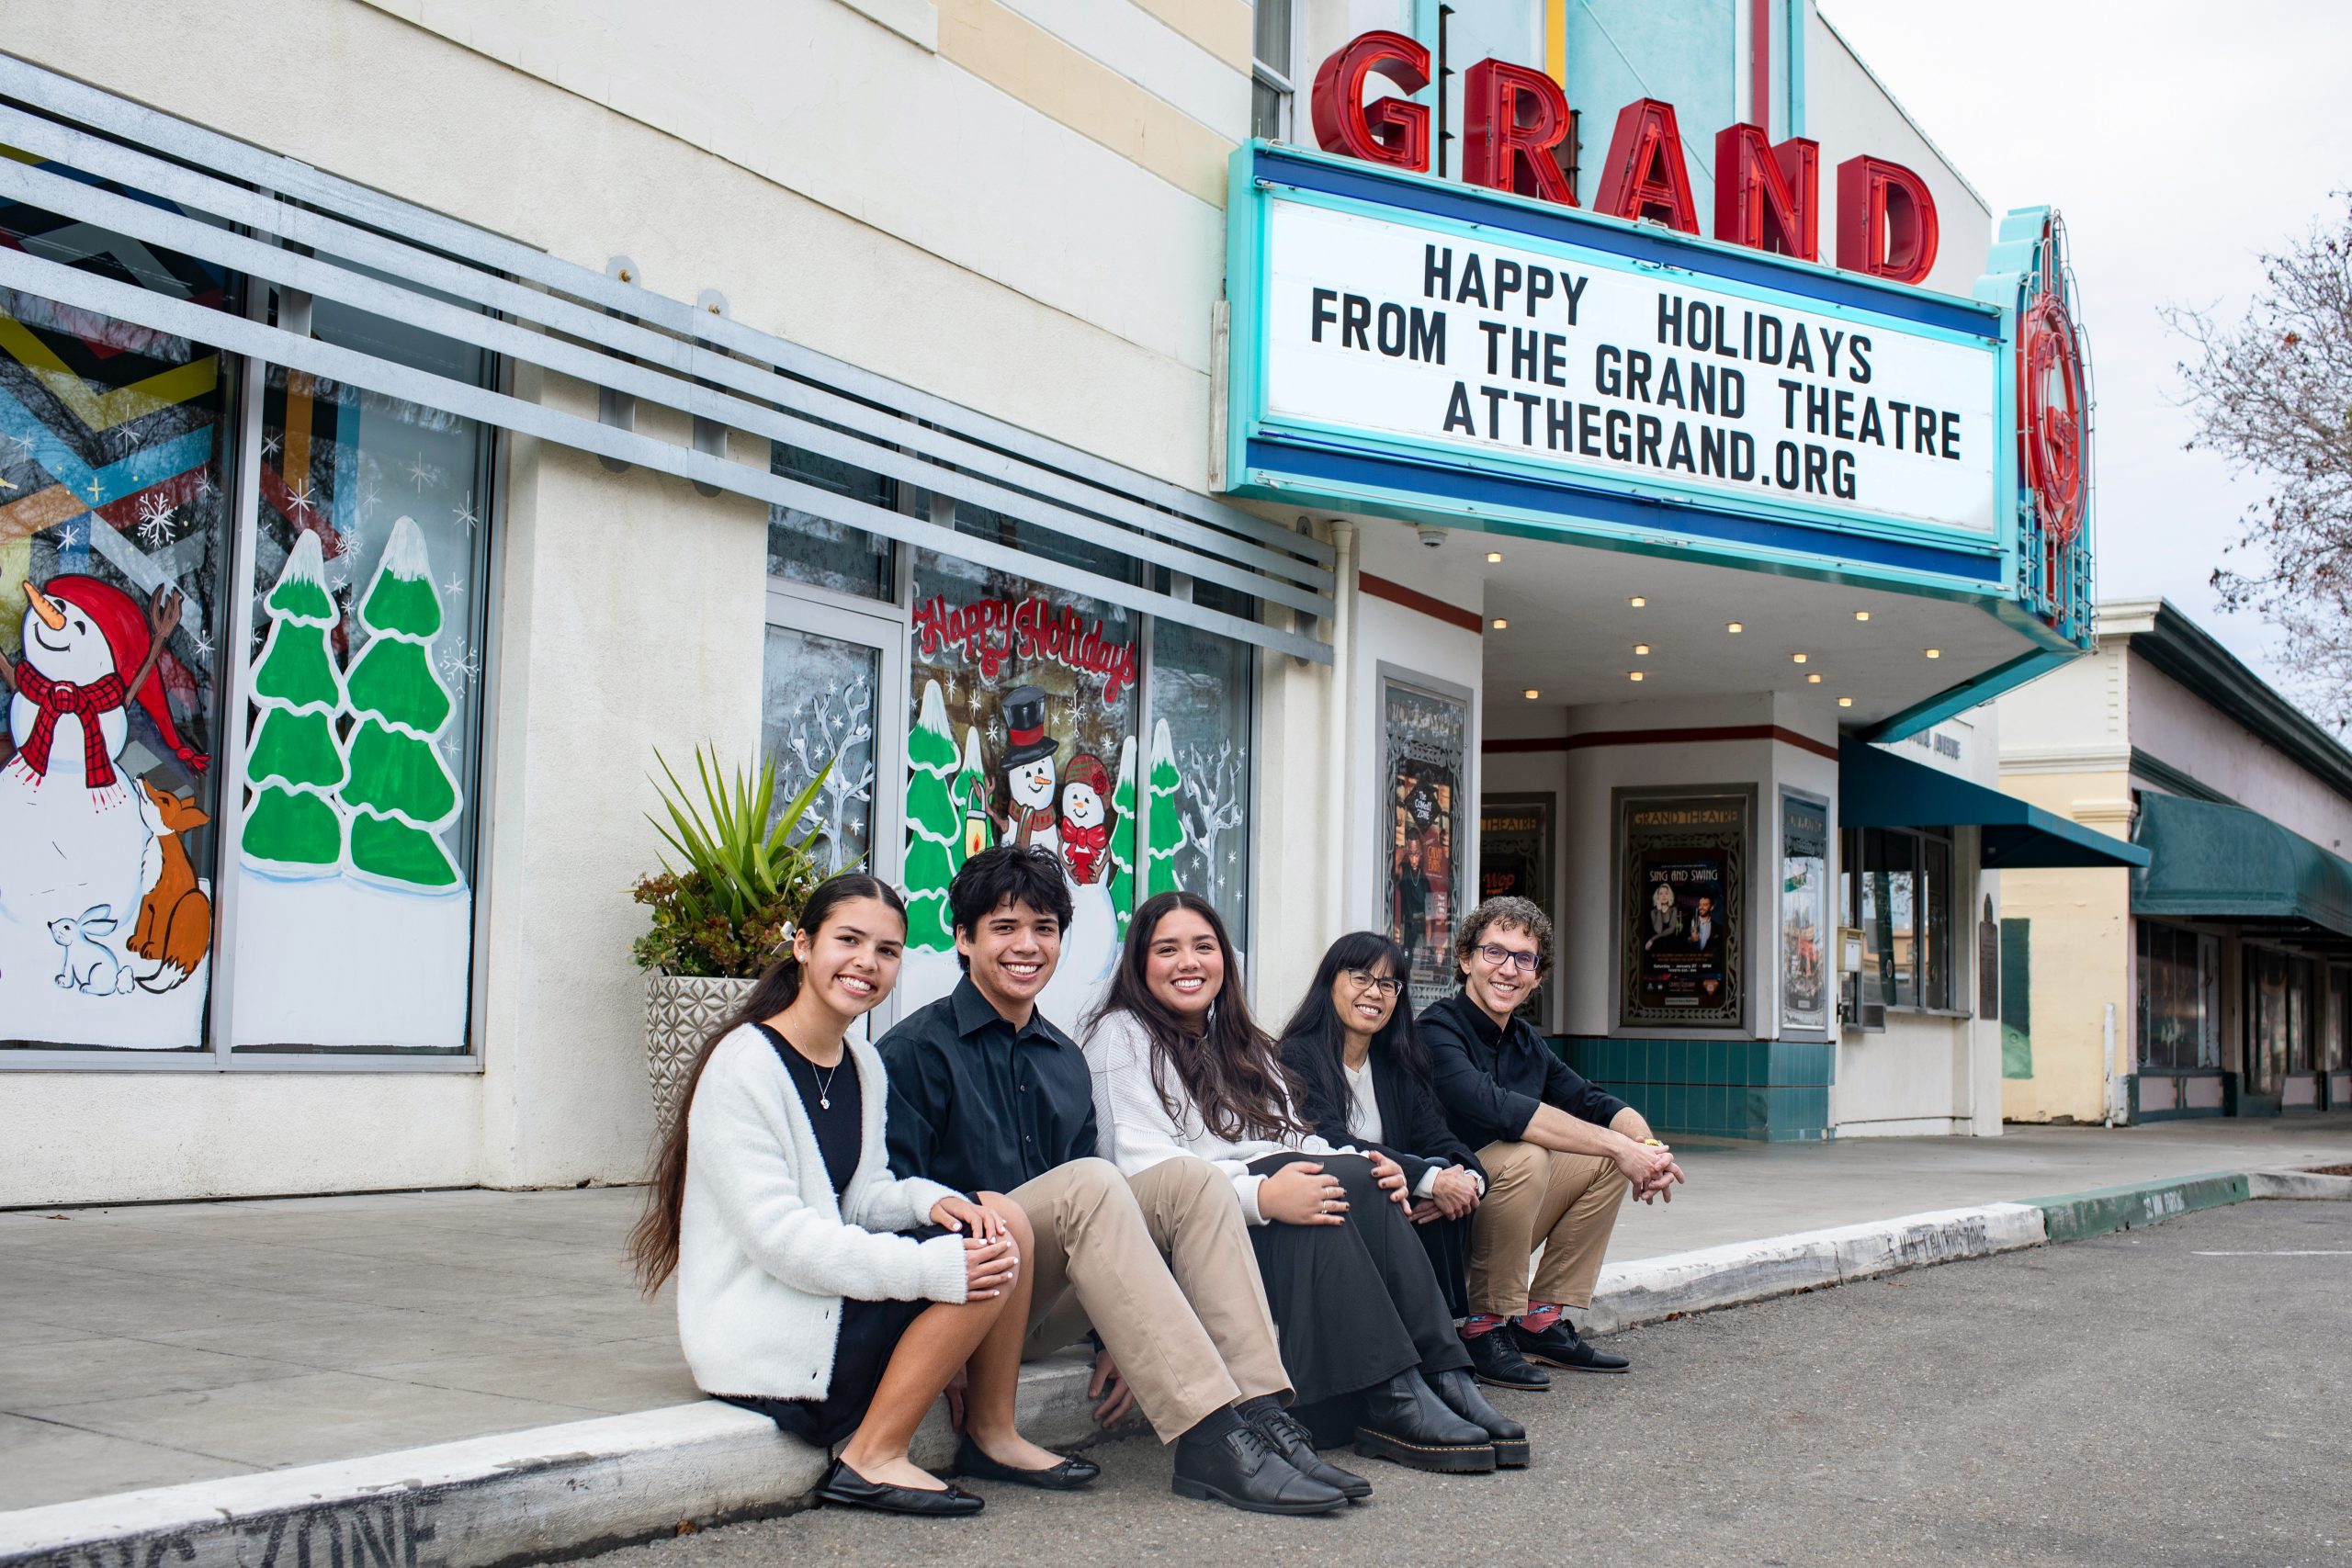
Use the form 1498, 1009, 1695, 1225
1084, 892, 1503, 1482
1275, 932, 1527, 1465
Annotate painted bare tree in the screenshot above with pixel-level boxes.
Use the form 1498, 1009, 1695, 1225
783, 673, 876, 870
2166, 199, 2352, 728
1180, 739, 1245, 900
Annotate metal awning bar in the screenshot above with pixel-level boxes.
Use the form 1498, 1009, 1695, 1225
0, 147, 1331, 625
0, 53, 1334, 639
0, 242, 1330, 662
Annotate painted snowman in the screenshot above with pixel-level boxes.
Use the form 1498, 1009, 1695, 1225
0, 577, 201, 988
999, 685, 1060, 861
1057, 751, 1112, 886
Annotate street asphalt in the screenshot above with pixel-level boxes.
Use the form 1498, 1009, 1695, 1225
580, 1201, 2351, 1568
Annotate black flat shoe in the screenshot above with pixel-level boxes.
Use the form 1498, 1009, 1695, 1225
815, 1458, 984, 1517
952, 1435, 1101, 1490
1511, 1318, 1630, 1373
1464, 1326, 1551, 1391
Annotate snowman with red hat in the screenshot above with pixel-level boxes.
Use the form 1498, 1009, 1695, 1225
0, 574, 203, 988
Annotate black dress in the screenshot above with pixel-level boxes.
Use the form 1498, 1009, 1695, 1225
1278, 1032, 1487, 1318
716, 1024, 949, 1450
1241, 1149, 1471, 1410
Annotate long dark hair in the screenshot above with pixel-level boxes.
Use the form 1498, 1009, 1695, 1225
1090, 890, 1306, 1143
1277, 931, 1430, 1123
626, 873, 907, 1295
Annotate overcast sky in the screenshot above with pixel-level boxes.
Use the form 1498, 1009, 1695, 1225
1818, 0, 2352, 689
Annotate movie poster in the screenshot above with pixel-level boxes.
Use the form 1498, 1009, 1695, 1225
1620, 791, 1747, 1029
1383, 676, 1468, 1013
1479, 793, 1554, 1026
1781, 791, 1829, 1036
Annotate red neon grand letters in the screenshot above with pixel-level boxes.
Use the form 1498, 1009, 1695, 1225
1713, 122, 1818, 260
1836, 155, 1939, 285
1595, 99, 1698, 232
1304, 30, 1946, 289
1462, 59, 1576, 204
1310, 30, 1430, 171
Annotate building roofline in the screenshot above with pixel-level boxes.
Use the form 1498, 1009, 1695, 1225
2098, 597, 2352, 803
1810, 5, 1994, 219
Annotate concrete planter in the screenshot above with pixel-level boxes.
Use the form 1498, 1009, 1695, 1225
644, 975, 757, 1135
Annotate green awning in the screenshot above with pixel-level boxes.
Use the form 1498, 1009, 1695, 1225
1839, 739, 2150, 869
2132, 792, 2352, 934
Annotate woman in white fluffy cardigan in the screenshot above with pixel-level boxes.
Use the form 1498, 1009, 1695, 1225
629, 874, 1085, 1517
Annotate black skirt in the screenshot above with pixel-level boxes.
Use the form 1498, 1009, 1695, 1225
715, 1223, 954, 1450
1245, 1152, 1471, 1408
1415, 1210, 1473, 1320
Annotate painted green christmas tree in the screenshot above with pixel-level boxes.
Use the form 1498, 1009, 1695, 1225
342, 516, 463, 889
243, 530, 346, 873
1145, 717, 1183, 898
1107, 733, 1137, 937
903, 679, 960, 950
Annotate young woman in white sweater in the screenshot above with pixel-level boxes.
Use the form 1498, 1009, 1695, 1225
628, 874, 1091, 1517
1082, 891, 1499, 1475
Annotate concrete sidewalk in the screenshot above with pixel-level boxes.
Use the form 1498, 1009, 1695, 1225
4, 1115, 2349, 1539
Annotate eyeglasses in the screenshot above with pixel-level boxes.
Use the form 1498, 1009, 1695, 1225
1342, 969, 1404, 998
1474, 943, 1544, 974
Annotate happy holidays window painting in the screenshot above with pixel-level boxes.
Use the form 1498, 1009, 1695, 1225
227, 307, 494, 1053
898, 549, 1139, 1021
0, 182, 238, 1051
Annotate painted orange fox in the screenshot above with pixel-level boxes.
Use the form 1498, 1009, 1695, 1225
131, 782, 212, 992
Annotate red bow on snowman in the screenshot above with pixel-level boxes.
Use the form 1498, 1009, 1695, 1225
6, 575, 208, 789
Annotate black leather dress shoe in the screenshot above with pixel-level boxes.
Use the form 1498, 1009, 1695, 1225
1428, 1367, 1531, 1468
1243, 1404, 1373, 1501
815, 1458, 984, 1517
1511, 1318, 1630, 1373
1353, 1370, 1498, 1473
1464, 1326, 1551, 1391
952, 1435, 1101, 1490
1172, 1420, 1350, 1515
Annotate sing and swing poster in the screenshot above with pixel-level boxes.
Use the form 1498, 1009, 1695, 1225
1619, 791, 1747, 1029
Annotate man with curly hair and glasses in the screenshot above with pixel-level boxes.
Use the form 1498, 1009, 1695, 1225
1419, 897, 1686, 1392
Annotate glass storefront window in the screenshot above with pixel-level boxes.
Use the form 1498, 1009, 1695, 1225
897, 548, 1141, 1021
1843, 826, 1954, 1023
768, 434, 895, 601
762, 624, 879, 874
228, 294, 495, 1053
1147, 618, 1255, 951
0, 175, 241, 1052
2136, 921, 2220, 1072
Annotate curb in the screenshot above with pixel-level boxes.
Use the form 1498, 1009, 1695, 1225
2023, 1170, 2250, 1243
0, 1358, 1101, 1568
5, 1167, 2335, 1568
1581, 1202, 2044, 1335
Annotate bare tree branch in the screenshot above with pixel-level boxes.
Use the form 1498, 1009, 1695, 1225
2165, 197, 2352, 727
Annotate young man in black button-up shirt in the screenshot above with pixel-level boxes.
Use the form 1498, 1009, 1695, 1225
880, 847, 1353, 1514
1420, 897, 1686, 1389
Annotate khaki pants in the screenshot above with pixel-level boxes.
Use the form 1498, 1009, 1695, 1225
1011, 1156, 1288, 1442
1465, 1140, 1629, 1316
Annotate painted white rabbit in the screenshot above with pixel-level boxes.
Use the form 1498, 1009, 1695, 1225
50, 906, 135, 996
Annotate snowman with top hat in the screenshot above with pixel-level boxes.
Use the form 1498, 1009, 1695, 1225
998, 685, 1060, 860
0, 575, 204, 985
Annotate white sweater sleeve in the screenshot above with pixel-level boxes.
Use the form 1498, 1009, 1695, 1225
1085, 1010, 1273, 1224
691, 1043, 968, 1304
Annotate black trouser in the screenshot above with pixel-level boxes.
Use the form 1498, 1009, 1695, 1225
1244, 1151, 1472, 1407
1413, 1210, 1473, 1320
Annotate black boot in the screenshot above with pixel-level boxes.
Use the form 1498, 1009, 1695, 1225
1238, 1396, 1372, 1501
1510, 1316, 1630, 1373
1464, 1325, 1551, 1391
1353, 1370, 1497, 1473
1428, 1367, 1530, 1468
1171, 1410, 1350, 1516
